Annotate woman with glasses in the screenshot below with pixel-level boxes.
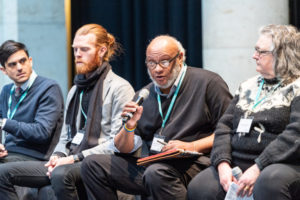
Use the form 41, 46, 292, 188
188, 24, 300, 200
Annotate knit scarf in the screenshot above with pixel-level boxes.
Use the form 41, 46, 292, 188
66, 62, 111, 154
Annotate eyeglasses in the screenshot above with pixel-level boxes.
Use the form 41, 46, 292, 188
254, 48, 273, 57
145, 52, 180, 69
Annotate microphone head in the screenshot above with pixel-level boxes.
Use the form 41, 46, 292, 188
135, 89, 150, 106
139, 88, 150, 100
122, 89, 150, 123
232, 166, 242, 180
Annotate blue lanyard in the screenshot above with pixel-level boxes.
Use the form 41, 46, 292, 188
157, 65, 187, 131
252, 79, 265, 110
7, 86, 29, 119
252, 78, 281, 110
79, 91, 87, 124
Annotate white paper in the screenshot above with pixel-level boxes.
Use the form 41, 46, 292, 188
224, 182, 254, 200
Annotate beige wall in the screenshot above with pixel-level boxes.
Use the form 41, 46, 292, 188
202, 0, 289, 94
0, 0, 68, 97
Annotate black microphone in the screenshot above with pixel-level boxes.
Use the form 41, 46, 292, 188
122, 88, 150, 123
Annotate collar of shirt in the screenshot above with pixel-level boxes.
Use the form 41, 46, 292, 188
154, 65, 186, 98
16, 70, 37, 91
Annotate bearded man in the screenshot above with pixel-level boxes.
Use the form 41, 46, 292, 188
0, 24, 134, 200
80, 35, 232, 200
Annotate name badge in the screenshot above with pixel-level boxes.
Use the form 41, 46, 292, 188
150, 134, 166, 153
236, 117, 253, 134
71, 130, 85, 145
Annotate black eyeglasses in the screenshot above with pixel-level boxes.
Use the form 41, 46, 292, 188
145, 52, 180, 69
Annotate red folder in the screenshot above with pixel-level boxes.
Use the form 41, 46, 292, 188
137, 148, 202, 166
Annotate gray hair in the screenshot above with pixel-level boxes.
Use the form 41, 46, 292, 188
259, 24, 300, 83
173, 37, 186, 62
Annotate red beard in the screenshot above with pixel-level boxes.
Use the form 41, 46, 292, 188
75, 54, 101, 74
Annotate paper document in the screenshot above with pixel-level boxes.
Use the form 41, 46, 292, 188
224, 182, 254, 200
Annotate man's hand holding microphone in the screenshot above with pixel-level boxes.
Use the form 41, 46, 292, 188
115, 89, 149, 153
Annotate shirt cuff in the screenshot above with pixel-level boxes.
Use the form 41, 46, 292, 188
112, 135, 143, 153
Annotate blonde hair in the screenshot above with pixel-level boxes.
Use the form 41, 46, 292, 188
260, 24, 300, 83
75, 24, 121, 62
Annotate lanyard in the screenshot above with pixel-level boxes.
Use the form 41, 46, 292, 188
7, 86, 30, 120
252, 79, 265, 110
157, 65, 187, 131
79, 91, 87, 124
252, 78, 281, 110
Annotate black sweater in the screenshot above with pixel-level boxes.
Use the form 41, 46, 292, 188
135, 67, 232, 150
211, 75, 300, 171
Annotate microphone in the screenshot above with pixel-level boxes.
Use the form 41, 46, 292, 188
232, 166, 242, 180
122, 88, 150, 123
224, 166, 244, 200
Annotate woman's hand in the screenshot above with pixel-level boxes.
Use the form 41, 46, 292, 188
218, 162, 234, 192
237, 164, 260, 197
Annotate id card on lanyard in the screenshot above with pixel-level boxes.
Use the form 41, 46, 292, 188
150, 65, 187, 153
71, 90, 87, 145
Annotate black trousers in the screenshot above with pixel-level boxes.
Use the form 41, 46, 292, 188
0, 152, 40, 163
0, 160, 87, 200
187, 164, 300, 200
0, 152, 42, 199
81, 154, 209, 200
